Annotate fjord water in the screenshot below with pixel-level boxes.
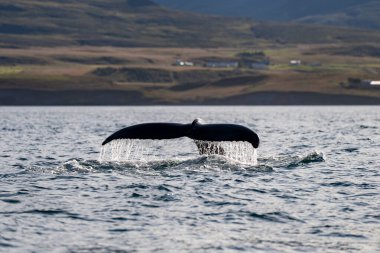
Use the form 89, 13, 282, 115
0, 106, 379, 252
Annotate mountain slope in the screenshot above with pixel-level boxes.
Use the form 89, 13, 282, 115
296, 2, 380, 30
0, 0, 255, 48
1, 0, 380, 48
153, 0, 379, 30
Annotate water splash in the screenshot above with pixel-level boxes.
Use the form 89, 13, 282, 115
99, 139, 166, 162
99, 139, 257, 165
194, 140, 257, 164
287, 151, 325, 168
258, 151, 325, 169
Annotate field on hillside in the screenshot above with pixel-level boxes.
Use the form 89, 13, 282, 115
1, 44, 380, 103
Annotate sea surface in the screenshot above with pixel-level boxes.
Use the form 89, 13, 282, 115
0, 106, 379, 253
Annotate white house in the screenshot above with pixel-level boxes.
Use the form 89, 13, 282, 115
175, 59, 194, 67
290, 60, 301, 66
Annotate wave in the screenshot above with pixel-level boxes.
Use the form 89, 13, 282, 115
248, 211, 304, 223
27, 155, 272, 175
287, 151, 325, 168
26, 150, 325, 175
258, 151, 325, 169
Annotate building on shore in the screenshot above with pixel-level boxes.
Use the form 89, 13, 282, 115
342, 78, 380, 89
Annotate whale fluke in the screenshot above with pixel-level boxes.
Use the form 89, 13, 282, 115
102, 119, 259, 149
102, 123, 191, 146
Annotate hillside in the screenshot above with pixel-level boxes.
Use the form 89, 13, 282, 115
2, 0, 380, 48
0, 0, 254, 48
1, 0, 380, 105
153, 0, 380, 30
1, 44, 380, 105
296, 2, 380, 30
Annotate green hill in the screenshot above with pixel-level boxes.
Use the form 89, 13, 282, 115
2, 0, 380, 48
0, 0, 254, 48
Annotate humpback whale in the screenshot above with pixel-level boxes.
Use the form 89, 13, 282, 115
102, 119, 259, 154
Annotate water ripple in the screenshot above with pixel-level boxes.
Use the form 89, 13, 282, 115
1, 106, 379, 253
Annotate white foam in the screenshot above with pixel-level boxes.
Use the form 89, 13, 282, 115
99, 139, 257, 165
195, 140, 257, 164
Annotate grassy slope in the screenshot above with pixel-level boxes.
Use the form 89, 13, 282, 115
1, 45, 380, 103
2, 0, 380, 48
0, 0, 254, 48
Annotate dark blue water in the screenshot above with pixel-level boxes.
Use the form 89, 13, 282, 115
0, 106, 379, 252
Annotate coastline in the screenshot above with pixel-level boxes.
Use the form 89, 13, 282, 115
1, 89, 380, 105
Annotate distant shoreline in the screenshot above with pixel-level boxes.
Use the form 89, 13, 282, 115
1, 89, 380, 106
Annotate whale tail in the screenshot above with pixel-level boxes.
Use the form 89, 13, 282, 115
102, 123, 191, 146
102, 119, 259, 151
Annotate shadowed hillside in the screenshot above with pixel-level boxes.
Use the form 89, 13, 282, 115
0, 0, 254, 48
296, 2, 380, 30
154, 0, 380, 30
1, 0, 380, 48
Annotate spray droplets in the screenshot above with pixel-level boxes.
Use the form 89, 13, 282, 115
194, 140, 257, 164
100, 139, 257, 165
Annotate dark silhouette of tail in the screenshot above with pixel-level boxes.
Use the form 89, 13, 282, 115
102, 119, 259, 149
102, 123, 191, 146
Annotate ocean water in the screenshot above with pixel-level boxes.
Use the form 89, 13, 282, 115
0, 106, 379, 253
